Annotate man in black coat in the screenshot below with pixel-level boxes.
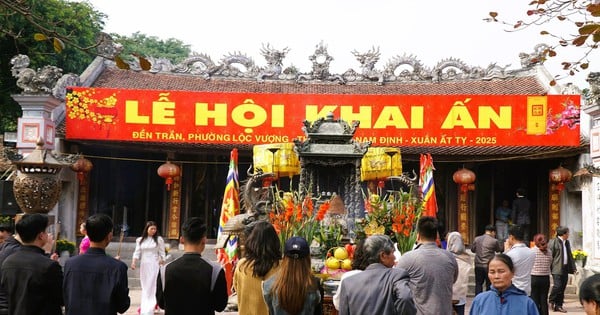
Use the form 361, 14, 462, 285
63, 214, 130, 315
156, 217, 228, 315
548, 226, 577, 313
0, 213, 63, 315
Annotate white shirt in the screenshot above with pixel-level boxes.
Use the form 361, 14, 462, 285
560, 237, 568, 264
506, 242, 536, 295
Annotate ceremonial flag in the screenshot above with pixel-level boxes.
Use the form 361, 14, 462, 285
216, 148, 240, 296
419, 153, 438, 218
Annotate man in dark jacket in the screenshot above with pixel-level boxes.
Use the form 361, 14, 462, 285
471, 224, 503, 295
63, 214, 130, 315
512, 188, 531, 243
156, 217, 228, 315
0, 233, 22, 315
0, 213, 63, 315
338, 234, 416, 315
548, 226, 577, 313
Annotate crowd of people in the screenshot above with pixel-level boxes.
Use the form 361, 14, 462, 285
0, 207, 599, 315
0, 213, 227, 315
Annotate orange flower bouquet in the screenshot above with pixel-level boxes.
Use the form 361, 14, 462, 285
357, 187, 422, 254
268, 188, 330, 253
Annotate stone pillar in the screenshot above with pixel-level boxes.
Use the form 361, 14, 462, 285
582, 72, 600, 273
12, 95, 61, 153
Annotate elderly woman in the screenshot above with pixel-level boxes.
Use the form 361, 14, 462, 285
469, 254, 539, 315
446, 231, 472, 315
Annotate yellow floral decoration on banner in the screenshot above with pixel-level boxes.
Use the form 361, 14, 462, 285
66, 89, 118, 125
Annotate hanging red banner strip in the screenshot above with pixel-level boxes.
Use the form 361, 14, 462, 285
65, 87, 580, 147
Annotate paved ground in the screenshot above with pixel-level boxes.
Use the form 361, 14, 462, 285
121, 288, 238, 314
121, 287, 587, 315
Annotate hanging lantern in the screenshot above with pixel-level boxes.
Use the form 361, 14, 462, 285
253, 143, 300, 179
157, 161, 181, 191
549, 166, 572, 191
453, 167, 476, 192
360, 147, 402, 181
70, 156, 93, 183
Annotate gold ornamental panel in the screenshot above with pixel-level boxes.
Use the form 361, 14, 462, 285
13, 173, 61, 214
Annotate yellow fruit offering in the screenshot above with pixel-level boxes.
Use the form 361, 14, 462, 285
341, 259, 353, 270
326, 257, 340, 270
334, 247, 349, 260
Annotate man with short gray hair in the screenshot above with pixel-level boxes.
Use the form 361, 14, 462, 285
548, 226, 576, 313
338, 235, 415, 315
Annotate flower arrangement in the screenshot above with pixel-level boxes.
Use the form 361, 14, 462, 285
268, 188, 333, 254
572, 249, 588, 261
357, 187, 423, 254
55, 239, 76, 255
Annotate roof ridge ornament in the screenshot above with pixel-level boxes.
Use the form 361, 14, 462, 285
519, 43, 550, 68
351, 46, 385, 85
102, 39, 529, 85
297, 41, 345, 84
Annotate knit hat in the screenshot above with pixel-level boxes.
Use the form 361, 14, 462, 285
284, 236, 310, 259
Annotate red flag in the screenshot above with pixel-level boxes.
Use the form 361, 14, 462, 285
419, 153, 438, 217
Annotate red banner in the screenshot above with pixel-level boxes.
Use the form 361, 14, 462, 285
65, 87, 580, 147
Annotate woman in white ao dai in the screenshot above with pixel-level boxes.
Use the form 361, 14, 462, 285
131, 221, 166, 315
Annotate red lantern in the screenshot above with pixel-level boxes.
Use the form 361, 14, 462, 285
453, 168, 476, 192
549, 166, 572, 191
70, 156, 93, 183
157, 161, 181, 191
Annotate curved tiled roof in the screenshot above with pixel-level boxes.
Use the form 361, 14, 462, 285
92, 68, 548, 95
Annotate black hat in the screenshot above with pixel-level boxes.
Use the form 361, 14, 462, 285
284, 236, 310, 259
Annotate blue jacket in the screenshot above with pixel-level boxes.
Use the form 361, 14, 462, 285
63, 247, 130, 315
469, 284, 540, 315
